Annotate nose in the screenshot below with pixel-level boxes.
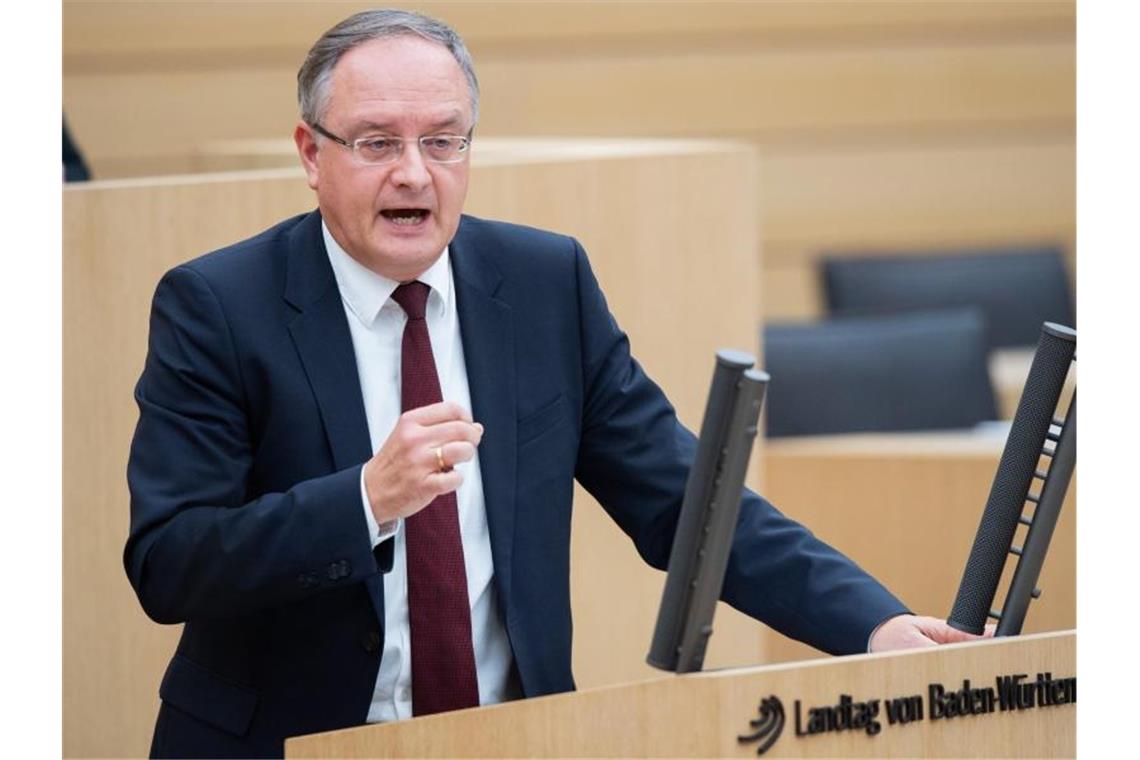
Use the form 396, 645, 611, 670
388, 140, 432, 191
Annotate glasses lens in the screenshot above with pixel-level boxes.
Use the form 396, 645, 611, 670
355, 137, 400, 164
351, 135, 469, 164
421, 136, 467, 163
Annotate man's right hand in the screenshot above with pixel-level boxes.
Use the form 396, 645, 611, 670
363, 401, 484, 525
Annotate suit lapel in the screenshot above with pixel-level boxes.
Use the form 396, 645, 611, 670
283, 212, 374, 471
451, 219, 517, 616
283, 212, 385, 622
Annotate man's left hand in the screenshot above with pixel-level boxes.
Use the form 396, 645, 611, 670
869, 614, 995, 653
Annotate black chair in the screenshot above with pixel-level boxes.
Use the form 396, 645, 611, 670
822, 247, 1074, 350
763, 308, 998, 438
63, 117, 90, 183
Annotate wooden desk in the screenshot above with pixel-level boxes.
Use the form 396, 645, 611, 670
287, 631, 1076, 758
760, 426, 1075, 664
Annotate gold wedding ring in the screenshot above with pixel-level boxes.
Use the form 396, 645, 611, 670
434, 446, 447, 472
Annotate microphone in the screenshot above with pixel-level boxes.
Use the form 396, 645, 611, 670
947, 323, 1075, 635
647, 349, 769, 673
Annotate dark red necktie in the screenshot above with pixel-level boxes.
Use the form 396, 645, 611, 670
391, 281, 480, 716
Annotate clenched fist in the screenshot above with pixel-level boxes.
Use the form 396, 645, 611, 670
362, 400, 484, 524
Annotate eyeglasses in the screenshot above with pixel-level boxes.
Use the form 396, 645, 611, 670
310, 123, 471, 165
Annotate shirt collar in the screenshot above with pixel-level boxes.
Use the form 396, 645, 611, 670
322, 221, 452, 326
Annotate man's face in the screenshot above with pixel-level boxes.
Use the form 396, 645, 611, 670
295, 36, 472, 281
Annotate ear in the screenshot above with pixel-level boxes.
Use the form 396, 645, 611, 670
294, 121, 320, 190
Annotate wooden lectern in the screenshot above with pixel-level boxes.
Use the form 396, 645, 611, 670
286, 630, 1075, 758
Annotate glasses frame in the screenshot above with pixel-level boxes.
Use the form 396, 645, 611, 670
310, 123, 472, 165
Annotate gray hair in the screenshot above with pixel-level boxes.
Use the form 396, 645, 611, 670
297, 9, 480, 128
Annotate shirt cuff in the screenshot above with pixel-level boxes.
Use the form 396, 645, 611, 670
360, 466, 401, 548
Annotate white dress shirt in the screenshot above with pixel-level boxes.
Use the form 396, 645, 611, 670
323, 223, 517, 722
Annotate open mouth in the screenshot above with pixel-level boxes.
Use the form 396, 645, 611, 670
381, 208, 430, 226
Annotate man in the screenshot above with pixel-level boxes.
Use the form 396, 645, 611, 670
126, 9, 982, 758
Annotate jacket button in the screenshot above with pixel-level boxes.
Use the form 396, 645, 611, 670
361, 629, 381, 654
328, 559, 352, 581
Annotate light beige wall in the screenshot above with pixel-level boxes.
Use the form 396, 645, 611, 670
63, 141, 763, 758
62, 1, 1076, 321
64, 1, 1076, 63
63, 1, 1075, 178
64, 38, 1074, 178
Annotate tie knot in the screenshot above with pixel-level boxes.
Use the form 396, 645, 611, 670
391, 281, 430, 320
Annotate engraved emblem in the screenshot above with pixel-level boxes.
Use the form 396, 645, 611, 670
738, 695, 785, 755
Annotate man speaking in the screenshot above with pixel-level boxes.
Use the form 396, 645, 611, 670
126, 9, 981, 758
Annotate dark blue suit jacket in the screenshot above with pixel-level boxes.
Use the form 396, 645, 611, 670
126, 210, 906, 758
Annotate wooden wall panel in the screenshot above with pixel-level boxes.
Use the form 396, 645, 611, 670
63, 170, 316, 759
64, 1, 1075, 65
64, 40, 1074, 180
62, 0, 1076, 323
473, 41, 1073, 137
63, 1, 1074, 181
172, 133, 1078, 323
761, 430, 1076, 665
758, 136, 1075, 319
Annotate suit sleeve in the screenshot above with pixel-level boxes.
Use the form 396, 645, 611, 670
124, 265, 379, 624
568, 240, 909, 655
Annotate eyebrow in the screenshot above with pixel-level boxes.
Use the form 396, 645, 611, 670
352, 111, 467, 134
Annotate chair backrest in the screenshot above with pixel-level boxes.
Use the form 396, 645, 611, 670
763, 308, 998, 437
822, 247, 1074, 349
